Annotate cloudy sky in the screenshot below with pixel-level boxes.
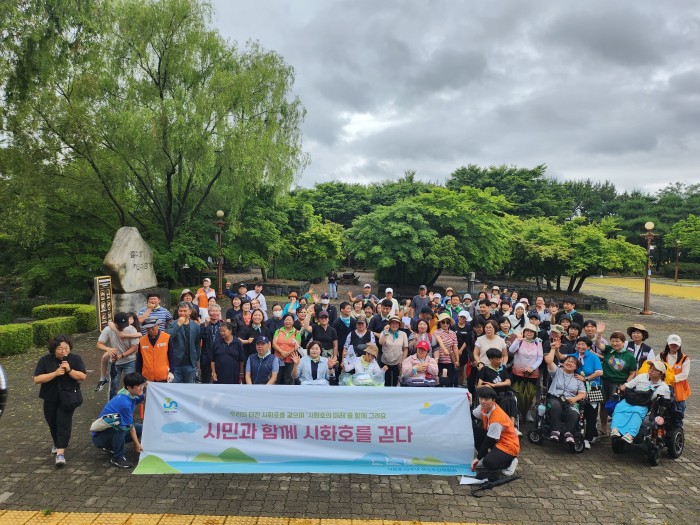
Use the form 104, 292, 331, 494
211, 0, 700, 192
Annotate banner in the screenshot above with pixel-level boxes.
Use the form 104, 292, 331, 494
135, 383, 474, 475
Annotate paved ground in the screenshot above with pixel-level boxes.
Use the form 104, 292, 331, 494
1, 276, 700, 524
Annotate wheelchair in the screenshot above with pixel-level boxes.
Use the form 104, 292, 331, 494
471, 387, 521, 434
527, 385, 587, 454
610, 392, 685, 466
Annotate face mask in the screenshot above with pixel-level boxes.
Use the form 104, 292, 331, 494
322, 299, 330, 305
273, 311, 283, 319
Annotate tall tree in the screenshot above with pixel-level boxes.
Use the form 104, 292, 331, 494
2, 0, 306, 284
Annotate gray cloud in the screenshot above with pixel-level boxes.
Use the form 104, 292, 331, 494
212, 0, 700, 192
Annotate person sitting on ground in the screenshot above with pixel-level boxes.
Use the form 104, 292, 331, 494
611, 360, 671, 443
471, 386, 520, 477
401, 340, 439, 382
477, 348, 519, 434
91, 372, 146, 469
291, 341, 338, 385
544, 341, 587, 443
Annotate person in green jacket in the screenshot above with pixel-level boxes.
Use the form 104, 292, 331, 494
594, 330, 637, 436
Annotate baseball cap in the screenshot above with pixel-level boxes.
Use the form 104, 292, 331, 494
142, 317, 159, 329
203, 277, 211, 283
256, 336, 270, 344
667, 334, 682, 346
419, 284, 427, 290
363, 283, 371, 289
416, 340, 431, 351
321, 293, 330, 299
238, 283, 247, 289
458, 310, 470, 318
385, 287, 393, 294
318, 311, 329, 319
114, 312, 130, 329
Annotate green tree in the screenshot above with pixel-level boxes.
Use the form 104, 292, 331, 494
2, 0, 306, 285
293, 183, 373, 229
348, 187, 513, 285
561, 179, 619, 220
666, 215, 700, 259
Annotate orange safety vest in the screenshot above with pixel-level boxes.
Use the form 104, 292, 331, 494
481, 403, 520, 457
139, 331, 171, 382
196, 287, 213, 309
669, 355, 691, 402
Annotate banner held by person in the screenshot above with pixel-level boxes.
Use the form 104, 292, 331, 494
135, 383, 473, 475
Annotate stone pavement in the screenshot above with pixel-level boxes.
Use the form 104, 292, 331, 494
1, 288, 700, 524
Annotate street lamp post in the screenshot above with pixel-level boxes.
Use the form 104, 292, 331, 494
215, 210, 225, 298
641, 221, 655, 315
675, 239, 681, 283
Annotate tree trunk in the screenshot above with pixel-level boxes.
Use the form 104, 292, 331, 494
428, 268, 443, 287
556, 275, 561, 291
546, 279, 552, 291
261, 266, 268, 282
574, 274, 589, 293
536, 277, 542, 291
566, 275, 577, 293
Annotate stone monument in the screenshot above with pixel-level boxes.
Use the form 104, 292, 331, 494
100, 227, 170, 314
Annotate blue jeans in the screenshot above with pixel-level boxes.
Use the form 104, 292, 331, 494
110, 360, 136, 399
329, 282, 337, 299
92, 423, 143, 460
172, 365, 196, 383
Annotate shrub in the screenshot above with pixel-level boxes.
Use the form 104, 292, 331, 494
0, 323, 34, 356
660, 262, 700, 280
32, 317, 78, 347
31, 303, 97, 332
73, 305, 97, 332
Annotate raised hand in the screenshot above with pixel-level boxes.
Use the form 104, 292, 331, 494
597, 321, 606, 334
290, 351, 301, 365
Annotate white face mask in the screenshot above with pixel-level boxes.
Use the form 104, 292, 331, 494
322, 299, 330, 305
272, 310, 283, 319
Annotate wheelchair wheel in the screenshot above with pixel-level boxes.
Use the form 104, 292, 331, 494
666, 428, 684, 459
611, 437, 625, 454
647, 445, 661, 466
570, 440, 585, 454
527, 430, 543, 445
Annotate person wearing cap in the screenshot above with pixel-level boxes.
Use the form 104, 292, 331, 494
526, 312, 549, 341
195, 278, 217, 322
433, 313, 459, 387
301, 305, 339, 360
245, 336, 279, 385
659, 334, 690, 415
625, 324, 655, 370
401, 340, 439, 382
508, 303, 527, 334
462, 293, 476, 319
224, 282, 248, 301
555, 296, 584, 326
135, 317, 173, 383
165, 301, 202, 383
314, 293, 338, 325
471, 386, 520, 476
409, 285, 431, 318
441, 287, 455, 306
282, 291, 300, 317
593, 330, 637, 436
347, 284, 379, 306
382, 287, 400, 316
97, 312, 140, 399
612, 360, 671, 443
174, 289, 197, 320
379, 315, 409, 386
557, 335, 603, 447
508, 323, 543, 420
343, 342, 384, 375
290, 341, 338, 385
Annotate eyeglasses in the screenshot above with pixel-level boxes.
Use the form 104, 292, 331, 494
440, 320, 451, 324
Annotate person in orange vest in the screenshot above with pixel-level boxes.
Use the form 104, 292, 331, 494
660, 334, 691, 417
135, 318, 173, 383
196, 278, 217, 322
471, 386, 520, 477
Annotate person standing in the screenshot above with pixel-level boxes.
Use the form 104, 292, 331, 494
328, 269, 338, 300
165, 301, 202, 383
33, 335, 87, 468
246, 283, 268, 314
97, 312, 140, 399
200, 304, 224, 384
135, 318, 173, 383
195, 278, 217, 322
211, 322, 246, 384
136, 293, 173, 333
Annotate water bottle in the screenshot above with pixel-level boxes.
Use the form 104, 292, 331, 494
537, 403, 546, 417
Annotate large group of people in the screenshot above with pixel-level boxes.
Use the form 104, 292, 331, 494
31, 278, 691, 474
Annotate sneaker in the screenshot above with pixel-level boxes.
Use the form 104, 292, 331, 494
564, 432, 575, 444
549, 431, 560, 441
515, 429, 522, 437
590, 435, 605, 444
610, 428, 621, 438
622, 433, 634, 444
584, 440, 591, 450
110, 457, 133, 469
55, 454, 66, 468
94, 379, 109, 392
101, 447, 113, 454
51, 446, 58, 455
502, 457, 518, 476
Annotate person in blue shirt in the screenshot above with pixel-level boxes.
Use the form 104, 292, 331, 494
91, 372, 147, 468
556, 335, 603, 448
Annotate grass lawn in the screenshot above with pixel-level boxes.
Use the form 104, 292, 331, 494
584, 277, 700, 300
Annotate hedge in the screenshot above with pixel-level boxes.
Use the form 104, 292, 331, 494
31, 304, 96, 332
32, 316, 78, 347
660, 262, 700, 280
0, 323, 34, 357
